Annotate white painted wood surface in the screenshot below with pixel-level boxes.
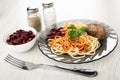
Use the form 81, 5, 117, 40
0, 0, 120, 80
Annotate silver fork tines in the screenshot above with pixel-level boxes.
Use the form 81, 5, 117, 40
4, 54, 98, 77
4, 54, 28, 70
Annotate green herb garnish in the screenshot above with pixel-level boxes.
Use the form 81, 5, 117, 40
67, 25, 87, 40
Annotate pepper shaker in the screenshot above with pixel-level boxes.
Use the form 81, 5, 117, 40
27, 7, 41, 32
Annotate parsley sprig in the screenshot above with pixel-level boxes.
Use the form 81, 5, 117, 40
67, 25, 87, 40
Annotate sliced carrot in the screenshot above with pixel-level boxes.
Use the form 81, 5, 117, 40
48, 23, 90, 55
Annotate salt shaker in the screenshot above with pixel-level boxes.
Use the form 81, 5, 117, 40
27, 7, 41, 32
42, 2, 56, 29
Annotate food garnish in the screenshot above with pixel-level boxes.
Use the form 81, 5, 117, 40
67, 25, 87, 40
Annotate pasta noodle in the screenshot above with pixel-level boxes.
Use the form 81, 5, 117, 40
47, 22, 100, 59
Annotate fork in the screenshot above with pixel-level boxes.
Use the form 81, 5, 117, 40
4, 54, 97, 77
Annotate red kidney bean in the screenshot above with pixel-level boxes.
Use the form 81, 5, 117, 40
46, 27, 65, 41
6, 29, 35, 45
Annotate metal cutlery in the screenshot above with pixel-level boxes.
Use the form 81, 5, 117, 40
4, 54, 97, 77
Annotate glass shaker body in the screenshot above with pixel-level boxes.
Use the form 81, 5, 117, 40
42, 2, 56, 29
27, 8, 41, 32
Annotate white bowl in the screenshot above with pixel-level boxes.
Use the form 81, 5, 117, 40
3, 27, 37, 52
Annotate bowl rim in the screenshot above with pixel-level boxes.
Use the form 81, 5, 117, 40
3, 27, 37, 46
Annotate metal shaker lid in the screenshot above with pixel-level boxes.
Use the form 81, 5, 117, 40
27, 7, 39, 14
42, 2, 54, 8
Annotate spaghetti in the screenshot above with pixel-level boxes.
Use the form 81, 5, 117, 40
47, 22, 100, 59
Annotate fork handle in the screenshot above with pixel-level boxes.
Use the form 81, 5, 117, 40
40, 64, 97, 77
54, 65, 97, 77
